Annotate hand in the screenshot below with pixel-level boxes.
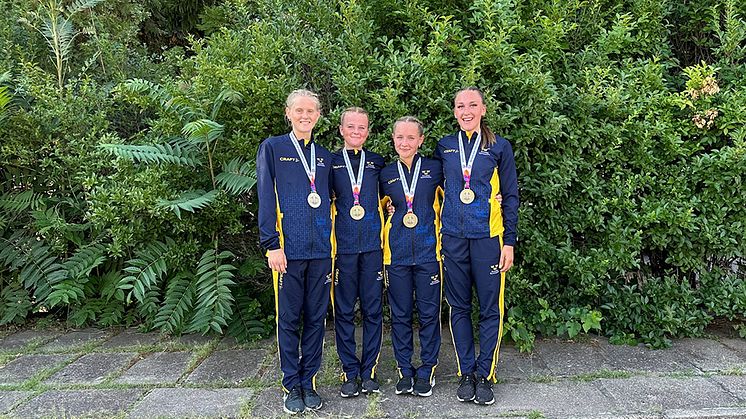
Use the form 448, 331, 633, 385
494, 193, 503, 203
386, 201, 395, 216
499, 245, 514, 273
267, 248, 287, 273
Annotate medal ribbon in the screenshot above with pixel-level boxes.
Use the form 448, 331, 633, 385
458, 131, 480, 190
289, 132, 317, 193
397, 157, 422, 213
342, 149, 366, 205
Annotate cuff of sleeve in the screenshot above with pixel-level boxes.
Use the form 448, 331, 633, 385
502, 237, 517, 247
262, 239, 281, 252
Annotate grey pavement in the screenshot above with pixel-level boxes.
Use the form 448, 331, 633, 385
0, 326, 743, 418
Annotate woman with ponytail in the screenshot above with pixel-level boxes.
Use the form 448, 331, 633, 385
434, 87, 520, 405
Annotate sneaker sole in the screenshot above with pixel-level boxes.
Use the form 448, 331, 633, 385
474, 398, 495, 405
361, 389, 381, 394
457, 395, 476, 402
282, 406, 305, 415
395, 388, 413, 395
340, 392, 359, 398
306, 401, 323, 410
414, 389, 432, 397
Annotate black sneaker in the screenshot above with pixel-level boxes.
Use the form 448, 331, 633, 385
456, 373, 476, 402
474, 376, 495, 405
340, 377, 360, 398
302, 387, 323, 410
361, 377, 380, 394
395, 376, 413, 395
283, 386, 305, 415
413, 376, 435, 397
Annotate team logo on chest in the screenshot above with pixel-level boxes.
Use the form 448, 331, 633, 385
429, 274, 440, 286
420, 170, 431, 179
316, 157, 326, 167
376, 271, 383, 281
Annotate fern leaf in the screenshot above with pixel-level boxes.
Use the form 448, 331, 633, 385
210, 89, 243, 120
45, 243, 107, 308
188, 249, 236, 334
56, 18, 75, 62
226, 286, 271, 342
0, 81, 11, 124
99, 143, 200, 166
118, 240, 172, 304
0, 231, 64, 303
182, 119, 224, 144
157, 189, 218, 219
99, 269, 125, 302
0, 190, 45, 212
63, 243, 107, 279
120, 78, 173, 109
154, 272, 196, 334
97, 301, 125, 326
66, 0, 105, 14
137, 285, 162, 327
67, 298, 101, 326
0, 283, 32, 325
216, 158, 257, 194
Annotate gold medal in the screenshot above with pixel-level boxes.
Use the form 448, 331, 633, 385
460, 188, 475, 204
403, 212, 418, 228
350, 205, 365, 220
307, 192, 322, 208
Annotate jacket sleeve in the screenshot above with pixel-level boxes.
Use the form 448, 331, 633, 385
496, 140, 519, 246
256, 139, 281, 251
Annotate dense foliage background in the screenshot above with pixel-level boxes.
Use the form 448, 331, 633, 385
1, 0, 744, 349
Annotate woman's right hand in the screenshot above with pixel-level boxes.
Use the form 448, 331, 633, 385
386, 201, 395, 216
267, 248, 287, 273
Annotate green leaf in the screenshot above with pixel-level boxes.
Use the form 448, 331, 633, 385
154, 272, 196, 334
182, 119, 224, 144
216, 158, 257, 194
157, 189, 218, 219
99, 143, 200, 167
188, 248, 236, 334
117, 239, 174, 304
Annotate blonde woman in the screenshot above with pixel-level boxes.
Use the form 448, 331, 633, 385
256, 89, 333, 414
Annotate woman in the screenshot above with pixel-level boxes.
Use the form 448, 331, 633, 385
379, 116, 443, 397
330, 107, 386, 397
435, 87, 519, 405
256, 89, 334, 415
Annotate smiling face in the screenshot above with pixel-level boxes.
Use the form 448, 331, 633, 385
339, 111, 369, 150
453, 89, 487, 133
285, 96, 320, 138
393, 121, 424, 161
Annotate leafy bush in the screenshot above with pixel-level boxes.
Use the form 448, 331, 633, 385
1, 0, 744, 348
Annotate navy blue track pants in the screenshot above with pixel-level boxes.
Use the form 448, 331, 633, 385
333, 250, 384, 381
273, 258, 332, 392
442, 234, 505, 382
385, 262, 442, 380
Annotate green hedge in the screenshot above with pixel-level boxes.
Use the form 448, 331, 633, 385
1, 0, 744, 348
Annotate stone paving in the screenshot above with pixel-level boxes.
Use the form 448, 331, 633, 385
0, 325, 744, 418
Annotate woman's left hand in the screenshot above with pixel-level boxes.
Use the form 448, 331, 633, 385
499, 245, 514, 272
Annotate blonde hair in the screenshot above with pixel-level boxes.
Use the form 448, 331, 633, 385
340, 107, 368, 125
455, 86, 496, 148
286, 89, 321, 112
393, 115, 424, 136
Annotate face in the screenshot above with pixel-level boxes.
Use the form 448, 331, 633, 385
393, 121, 424, 161
285, 96, 320, 137
453, 90, 486, 133
339, 112, 369, 150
